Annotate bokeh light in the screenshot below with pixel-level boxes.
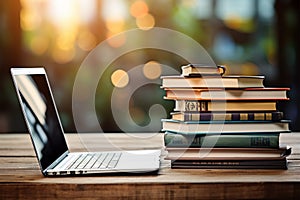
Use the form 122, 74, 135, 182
30, 35, 49, 55
20, 7, 41, 31
106, 32, 127, 48
143, 61, 162, 80
224, 16, 254, 33
77, 30, 98, 51
111, 69, 129, 88
136, 13, 155, 30
130, 0, 149, 18
102, 0, 127, 21
4, 0, 290, 134
105, 20, 125, 34
52, 47, 75, 64
47, 0, 79, 29
56, 32, 76, 51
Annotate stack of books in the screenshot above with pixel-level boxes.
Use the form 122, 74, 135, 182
161, 64, 292, 169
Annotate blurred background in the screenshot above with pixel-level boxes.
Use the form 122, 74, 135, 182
0, 0, 299, 133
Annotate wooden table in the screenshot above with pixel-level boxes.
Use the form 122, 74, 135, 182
0, 133, 300, 199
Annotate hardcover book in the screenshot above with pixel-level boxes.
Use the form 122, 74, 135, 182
181, 64, 226, 76
160, 64, 292, 169
171, 111, 284, 121
161, 119, 291, 134
165, 146, 291, 161
174, 100, 278, 112
164, 132, 280, 148
164, 87, 290, 100
170, 159, 288, 169
161, 75, 265, 88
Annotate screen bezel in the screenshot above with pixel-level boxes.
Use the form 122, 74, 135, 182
11, 67, 69, 174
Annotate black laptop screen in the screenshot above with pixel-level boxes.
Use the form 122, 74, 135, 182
14, 73, 68, 170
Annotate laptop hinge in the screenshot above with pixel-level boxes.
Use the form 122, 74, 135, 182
43, 150, 69, 174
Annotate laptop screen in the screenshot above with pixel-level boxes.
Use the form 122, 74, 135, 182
12, 68, 68, 171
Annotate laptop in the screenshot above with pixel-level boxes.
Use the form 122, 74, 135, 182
11, 67, 161, 176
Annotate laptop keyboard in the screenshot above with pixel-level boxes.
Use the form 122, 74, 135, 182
66, 152, 122, 170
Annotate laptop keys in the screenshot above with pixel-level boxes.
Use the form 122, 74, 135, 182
67, 154, 86, 169
60, 152, 122, 171
91, 153, 108, 169
77, 154, 93, 169
108, 153, 122, 168
66, 152, 123, 170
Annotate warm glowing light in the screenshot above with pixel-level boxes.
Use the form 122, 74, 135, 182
47, 0, 79, 28
30, 35, 49, 55
56, 31, 77, 51
20, 8, 41, 31
46, 0, 97, 27
136, 13, 155, 30
111, 69, 129, 88
105, 20, 125, 33
102, 0, 127, 21
130, 0, 149, 18
21, 0, 99, 63
77, 30, 98, 51
143, 61, 162, 80
52, 48, 75, 64
106, 32, 127, 48
224, 16, 254, 33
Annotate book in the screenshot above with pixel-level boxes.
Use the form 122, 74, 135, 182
181, 64, 226, 76
165, 146, 291, 161
170, 159, 288, 169
174, 100, 278, 112
164, 87, 290, 100
161, 75, 265, 88
164, 132, 280, 148
171, 111, 284, 121
161, 119, 291, 134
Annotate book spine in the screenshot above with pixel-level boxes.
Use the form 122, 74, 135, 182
175, 100, 208, 112
164, 132, 280, 148
171, 159, 286, 166
171, 160, 287, 169
171, 165, 287, 169
173, 112, 283, 121
173, 100, 278, 112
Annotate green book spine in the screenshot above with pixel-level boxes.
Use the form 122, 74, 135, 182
164, 132, 280, 148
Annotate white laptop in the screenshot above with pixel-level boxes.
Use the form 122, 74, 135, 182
11, 67, 161, 176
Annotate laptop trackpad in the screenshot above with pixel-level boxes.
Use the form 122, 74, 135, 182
116, 150, 161, 171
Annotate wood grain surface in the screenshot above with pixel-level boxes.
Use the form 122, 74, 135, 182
0, 133, 299, 199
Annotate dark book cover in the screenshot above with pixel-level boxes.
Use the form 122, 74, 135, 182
164, 132, 280, 148
170, 159, 288, 169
